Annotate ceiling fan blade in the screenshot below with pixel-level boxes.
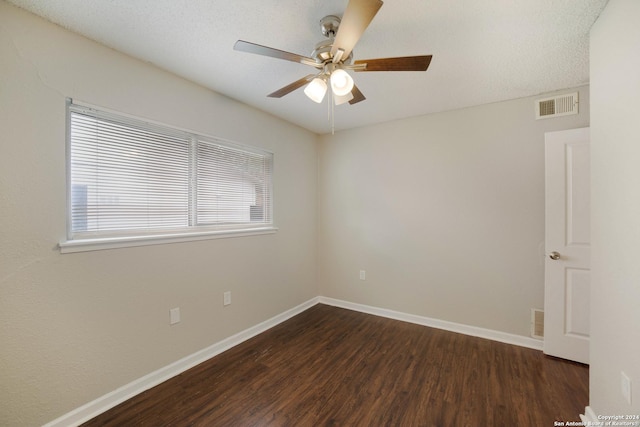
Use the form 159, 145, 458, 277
330, 0, 383, 60
349, 85, 366, 105
354, 55, 433, 72
234, 40, 321, 68
267, 75, 316, 98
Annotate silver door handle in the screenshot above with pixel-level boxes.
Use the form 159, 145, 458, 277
549, 251, 561, 260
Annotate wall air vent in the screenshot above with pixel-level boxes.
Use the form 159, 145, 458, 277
535, 92, 578, 119
531, 309, 544, 339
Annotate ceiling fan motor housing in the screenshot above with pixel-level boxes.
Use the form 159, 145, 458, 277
313, 16, 354, 65
314, 16, 353, 65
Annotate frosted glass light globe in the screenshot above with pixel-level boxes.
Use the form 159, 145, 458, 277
330, 69, 354, 96
304, 78, 327, 103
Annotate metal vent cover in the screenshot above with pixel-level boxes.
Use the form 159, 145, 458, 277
531, 308, 544, 339
535, 92, 578, 119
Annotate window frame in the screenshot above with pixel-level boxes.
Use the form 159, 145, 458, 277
59, 100, 276, 253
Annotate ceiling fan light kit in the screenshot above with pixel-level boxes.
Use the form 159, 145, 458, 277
233, 0, 432, 129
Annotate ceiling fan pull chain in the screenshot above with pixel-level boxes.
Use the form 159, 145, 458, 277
327, 87, 331, 122
331, 88, 336, 134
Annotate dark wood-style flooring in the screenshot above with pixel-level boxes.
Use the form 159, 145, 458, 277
83, 304, 588, 426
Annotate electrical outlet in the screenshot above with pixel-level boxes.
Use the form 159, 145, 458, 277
169, 307, 180, 325
223, 291, 231, 306
621, 371, 632, 404
359, 270, 366, 280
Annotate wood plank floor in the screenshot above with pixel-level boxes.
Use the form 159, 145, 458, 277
83, 304, 588, 426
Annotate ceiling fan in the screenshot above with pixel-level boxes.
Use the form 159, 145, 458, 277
233, 0, 432, 106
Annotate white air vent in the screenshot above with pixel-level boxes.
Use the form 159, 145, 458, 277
535, 92, 578, 119
531, 309, 544, 339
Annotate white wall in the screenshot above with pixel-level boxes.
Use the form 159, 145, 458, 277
0, 2, 317, 426
318, 89, 589, 337
590, 0, 640, 416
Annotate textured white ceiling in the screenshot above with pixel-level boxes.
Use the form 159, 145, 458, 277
7, 0, 608, 134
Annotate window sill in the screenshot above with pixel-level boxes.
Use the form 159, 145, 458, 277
58, 227, 278, 254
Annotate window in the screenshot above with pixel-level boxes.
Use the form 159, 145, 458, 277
61, 101, 274, 253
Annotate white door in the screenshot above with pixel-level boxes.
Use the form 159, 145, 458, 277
543, 127, 590, 364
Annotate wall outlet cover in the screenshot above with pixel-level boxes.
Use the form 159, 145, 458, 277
621, 371, 632, 404
170, 307, 180, 325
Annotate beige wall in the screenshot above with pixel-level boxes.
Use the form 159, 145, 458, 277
590, 0, 640, 416
318, 89, 589, 337
0, 2, 317, 426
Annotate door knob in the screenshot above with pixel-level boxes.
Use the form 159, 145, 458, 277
549, 251, 561, 260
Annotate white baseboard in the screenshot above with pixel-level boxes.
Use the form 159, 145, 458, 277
580, 406, 598, 424
318, 297, 544, 351
45, 295, 543, 426
43, 297, 320, 427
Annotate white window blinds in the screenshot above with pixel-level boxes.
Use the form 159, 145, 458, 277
67, 102, 273, 241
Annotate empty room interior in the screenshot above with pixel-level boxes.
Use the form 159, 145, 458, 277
1, 0, 639, 425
